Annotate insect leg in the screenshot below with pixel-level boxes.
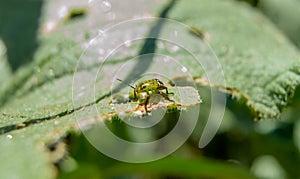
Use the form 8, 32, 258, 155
144, 95, 150, 112
159, 92, 174, 102
158, 86, 174, 95
134, 90, 137, 100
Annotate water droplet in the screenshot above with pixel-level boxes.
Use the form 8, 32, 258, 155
58, 6, 68, 19
163, 57, 170, 62
76, 92, 85, 99
54, 120, 59, 125
101, 1, 112, 12
181, 66, 188, 73
118, 112, 126, 118
98, 56, 104, 62
110, 104, 115, 110
157, 42, 164, 49
134, 111, 143, 115
205, 33, 211, 41
174, 30, 178, 37
98, 29, 105, 36
170, 45, 179, 52
25, 108, 32, 112
43, 20, 57, 34
89, 38, 97, 46
124, 40, 132, 47
98, 48, 105, 55
6, 134, 13, 140
80, 86, 86, 90
106, 12, 116, 20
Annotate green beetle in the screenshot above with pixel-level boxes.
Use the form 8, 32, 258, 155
117, 78, 174, 112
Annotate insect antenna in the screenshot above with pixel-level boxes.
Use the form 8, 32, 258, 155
117, 78, 135, 89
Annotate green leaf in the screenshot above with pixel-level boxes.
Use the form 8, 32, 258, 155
258, 0, 300, 47
0, 0, 42, 71
167, 0, 300, 120
0, 128, 55, 179
0, 39, 12, 92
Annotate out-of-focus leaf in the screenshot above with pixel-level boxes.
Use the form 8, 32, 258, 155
0, 39, 12, 92
103, 157, 255, 179
0, 111, 75, 179
0, 0, 42, 71
167, 0, 300, 120
251, 155, 287, 179
258, 0, 300, 47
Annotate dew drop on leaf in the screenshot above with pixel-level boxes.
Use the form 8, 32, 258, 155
124, 40, 132, 47
181, 66, 188, 73
101, 0, 112, 12
58, 6, 68, 19
98, 48, 105, 55
170, 45, 180, 52
6, 135, 13, 140
163, 57, 170, 62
